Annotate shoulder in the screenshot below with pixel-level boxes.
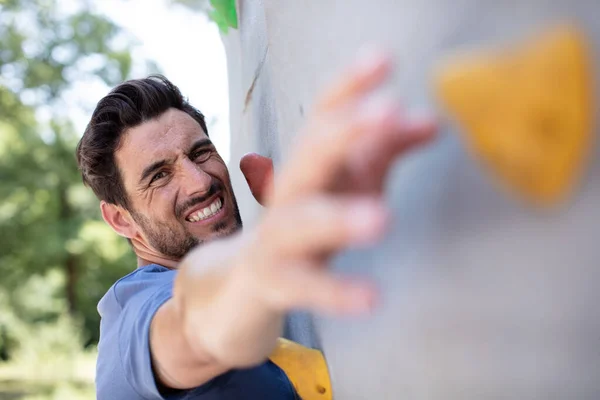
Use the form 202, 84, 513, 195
96, 264, 177, 399
98, 264, 176, 316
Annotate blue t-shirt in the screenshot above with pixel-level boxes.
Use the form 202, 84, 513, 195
96, 264, 298, 400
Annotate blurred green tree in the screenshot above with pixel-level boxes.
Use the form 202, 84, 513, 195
170, 0, 238, 33
0, 0, 139, 354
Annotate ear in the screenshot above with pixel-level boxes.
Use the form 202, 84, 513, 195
239, 153, 274, 206
100, 201, 138, 239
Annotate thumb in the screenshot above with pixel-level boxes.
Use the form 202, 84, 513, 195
239, 153, 274, 206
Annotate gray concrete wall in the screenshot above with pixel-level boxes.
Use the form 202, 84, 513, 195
225, 1, 600, 398
223, 0, 322, 350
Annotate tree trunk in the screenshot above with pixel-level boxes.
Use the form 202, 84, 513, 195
65, 254, 78, 315
57, 174, 78, 315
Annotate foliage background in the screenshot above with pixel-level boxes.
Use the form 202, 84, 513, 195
0, 0, 224, 398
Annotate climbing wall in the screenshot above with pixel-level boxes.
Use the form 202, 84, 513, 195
225, 1, 600, 398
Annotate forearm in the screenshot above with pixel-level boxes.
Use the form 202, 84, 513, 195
150, 237, 285, 390
174, 239, 284, 368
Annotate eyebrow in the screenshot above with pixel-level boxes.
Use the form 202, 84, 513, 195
139, 138, 214, 184
140, 159, 170, 183
187, 138, 213, 158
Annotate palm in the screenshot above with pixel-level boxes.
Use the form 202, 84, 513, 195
234, 50, 437, 316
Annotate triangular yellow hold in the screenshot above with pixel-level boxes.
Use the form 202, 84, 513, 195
435, 25, 594, 206
269, 338, 332, 400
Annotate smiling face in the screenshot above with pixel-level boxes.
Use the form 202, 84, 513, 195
115, 108, 242, 259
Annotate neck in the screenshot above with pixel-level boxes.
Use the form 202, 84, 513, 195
132, 238, 180, 269
137, 255, 179, 269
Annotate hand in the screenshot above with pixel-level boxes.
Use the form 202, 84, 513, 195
236, 50, 437, 316
240, 153, 273, 206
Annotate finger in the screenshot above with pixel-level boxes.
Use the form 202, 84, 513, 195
270, 265, 378, 315
239, 153, 274, 206
349, 113, 438, 187
258, 196, 388, 258
272, 51, 393, 205
315, 49, 392, 112
274, 103, 397, 204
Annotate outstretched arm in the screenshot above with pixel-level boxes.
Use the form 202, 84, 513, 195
149, 49, 437, 390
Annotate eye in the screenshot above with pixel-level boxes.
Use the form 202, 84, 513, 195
150, 171, 167, 184
192, 149, 211, 163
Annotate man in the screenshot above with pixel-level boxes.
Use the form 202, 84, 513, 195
77, 50, 436, 399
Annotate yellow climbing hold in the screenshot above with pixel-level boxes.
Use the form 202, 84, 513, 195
435, 25, 594, 206
269, 338, 332, 400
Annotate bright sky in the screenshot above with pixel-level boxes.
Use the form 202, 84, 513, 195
69, 0, 231, 163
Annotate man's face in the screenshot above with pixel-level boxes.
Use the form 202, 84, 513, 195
115, 108, 242, 259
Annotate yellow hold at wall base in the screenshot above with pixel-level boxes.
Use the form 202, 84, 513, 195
270, 338, 332, 400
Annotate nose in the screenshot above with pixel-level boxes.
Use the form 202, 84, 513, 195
178, 158, 212, 198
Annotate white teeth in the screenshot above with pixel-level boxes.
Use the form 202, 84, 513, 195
187, 198, 223, 222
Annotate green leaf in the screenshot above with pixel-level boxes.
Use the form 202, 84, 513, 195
209, 0, 238, 33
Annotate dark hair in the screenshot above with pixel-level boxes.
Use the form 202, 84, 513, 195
76, 75, 208, 209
